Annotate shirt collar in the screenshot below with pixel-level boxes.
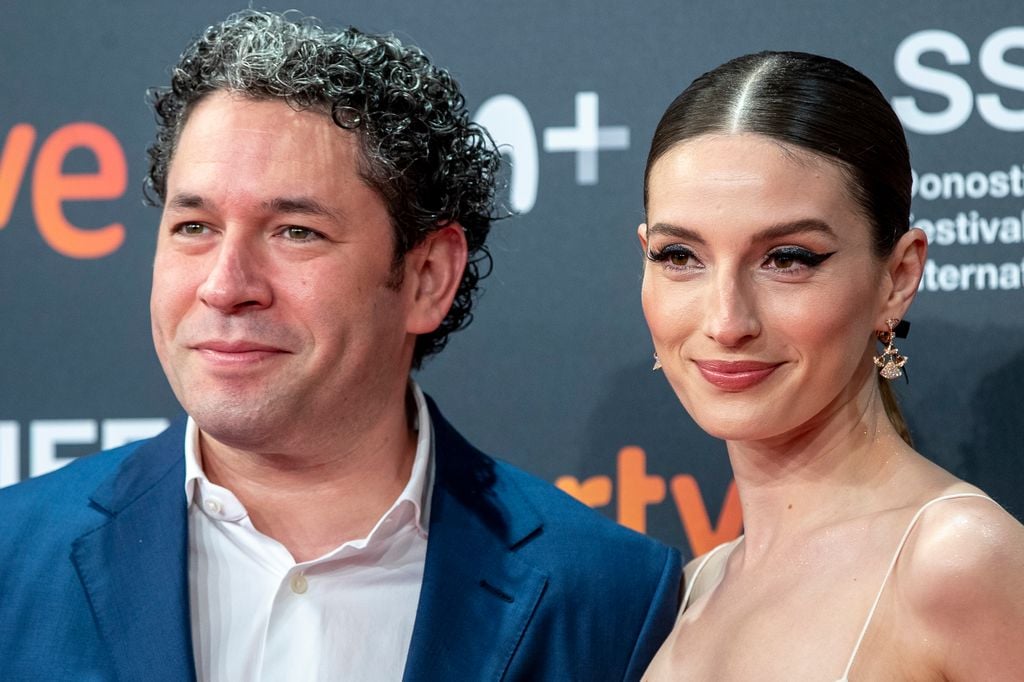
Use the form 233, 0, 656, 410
184, 381, 434, 535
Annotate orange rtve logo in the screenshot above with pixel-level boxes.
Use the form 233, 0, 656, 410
556, 447, 743, 555
0, 122, 127, 259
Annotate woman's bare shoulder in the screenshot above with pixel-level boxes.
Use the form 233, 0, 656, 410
903, 491, 1024, 586
897, 490, 1024, 679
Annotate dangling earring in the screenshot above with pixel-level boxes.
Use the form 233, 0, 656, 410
873, 318, 909, 380
652, 352, 662, 371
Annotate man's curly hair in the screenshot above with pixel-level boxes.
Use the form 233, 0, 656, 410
146, 10, 500, 368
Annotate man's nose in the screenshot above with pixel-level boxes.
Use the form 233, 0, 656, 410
196, 234, 272, 313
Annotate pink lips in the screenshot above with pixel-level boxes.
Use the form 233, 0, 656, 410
694, 359, 781, 391
192, 340, 288, 366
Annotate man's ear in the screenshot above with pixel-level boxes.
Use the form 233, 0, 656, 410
404, 223, 468, 335
876, 227, 928, 326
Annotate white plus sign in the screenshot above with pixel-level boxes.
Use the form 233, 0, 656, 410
543, 92, 630, 185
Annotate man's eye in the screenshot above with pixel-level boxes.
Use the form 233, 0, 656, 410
178, 223, 208, 236
283, 227, 319, 241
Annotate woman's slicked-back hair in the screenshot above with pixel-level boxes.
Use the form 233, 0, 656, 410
644, 51, 911, 258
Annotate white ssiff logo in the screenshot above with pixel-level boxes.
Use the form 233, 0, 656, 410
471, 27, 1024, 219
893, 27, 1024, 135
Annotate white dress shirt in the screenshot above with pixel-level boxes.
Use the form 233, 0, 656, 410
185, 384, 434, 682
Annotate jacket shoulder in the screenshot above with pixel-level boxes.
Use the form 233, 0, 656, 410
426, 394, 678, 571
485, 455, 681, 681
0, 438, 160, 562
499, 458, 659, 540
0, 442, 141, 514
491, 455, 677, 566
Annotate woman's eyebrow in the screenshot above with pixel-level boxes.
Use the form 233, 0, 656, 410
753, 218, 837, 243
646, 223, 707, 246
647, 219, 836, 245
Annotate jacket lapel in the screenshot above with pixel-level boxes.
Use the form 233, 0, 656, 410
71, 417, 196, 682
403, 399, 548, 682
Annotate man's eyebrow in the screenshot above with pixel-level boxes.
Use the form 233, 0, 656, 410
166, 192, 207, 210
264, 197, 342, 221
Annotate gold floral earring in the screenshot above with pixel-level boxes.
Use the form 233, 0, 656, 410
873, 318, 910, 380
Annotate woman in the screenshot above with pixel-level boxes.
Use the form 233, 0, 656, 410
639, 52, 1024, 681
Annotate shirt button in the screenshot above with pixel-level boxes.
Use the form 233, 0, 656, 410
204, 498, 223, 515
290, 573, 308, 595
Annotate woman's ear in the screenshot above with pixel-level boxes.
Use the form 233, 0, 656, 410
877, 227, 928, 325
637, 223, 649, 252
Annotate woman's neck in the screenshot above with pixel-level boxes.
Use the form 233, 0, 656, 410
725, 378, 915, 559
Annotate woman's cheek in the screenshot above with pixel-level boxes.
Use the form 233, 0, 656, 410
642, 277, 698, 349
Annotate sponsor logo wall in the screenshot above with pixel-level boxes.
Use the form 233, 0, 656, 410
2, 1, 1021, 558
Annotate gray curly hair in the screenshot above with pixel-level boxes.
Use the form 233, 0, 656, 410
146, 10, 501, 368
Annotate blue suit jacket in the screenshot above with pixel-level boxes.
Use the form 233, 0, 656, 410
0, 398, 681, 681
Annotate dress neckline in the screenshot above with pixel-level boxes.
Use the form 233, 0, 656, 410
679, 492, 997, 681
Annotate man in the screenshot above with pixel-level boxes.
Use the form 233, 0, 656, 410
0, 10, 680, 681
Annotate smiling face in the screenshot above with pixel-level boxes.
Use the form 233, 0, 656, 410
640, 133, 891, 443
151, 92, 423, 452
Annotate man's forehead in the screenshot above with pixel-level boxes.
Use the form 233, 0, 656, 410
180, 92, 341, 139
167, 93, 363, 189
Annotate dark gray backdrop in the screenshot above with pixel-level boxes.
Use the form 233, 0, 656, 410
2, 0, 1022, 559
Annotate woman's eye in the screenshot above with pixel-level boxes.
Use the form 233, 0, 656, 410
648, 245, 700, 270
768, 252, 798, 269
668, 251, 692, 267
763, 247, 835, 271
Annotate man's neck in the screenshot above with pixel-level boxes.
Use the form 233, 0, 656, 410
196, 397, 420, 563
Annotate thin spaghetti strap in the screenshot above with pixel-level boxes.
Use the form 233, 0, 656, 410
681, 537, 741, 612
837, 492, 997, 681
